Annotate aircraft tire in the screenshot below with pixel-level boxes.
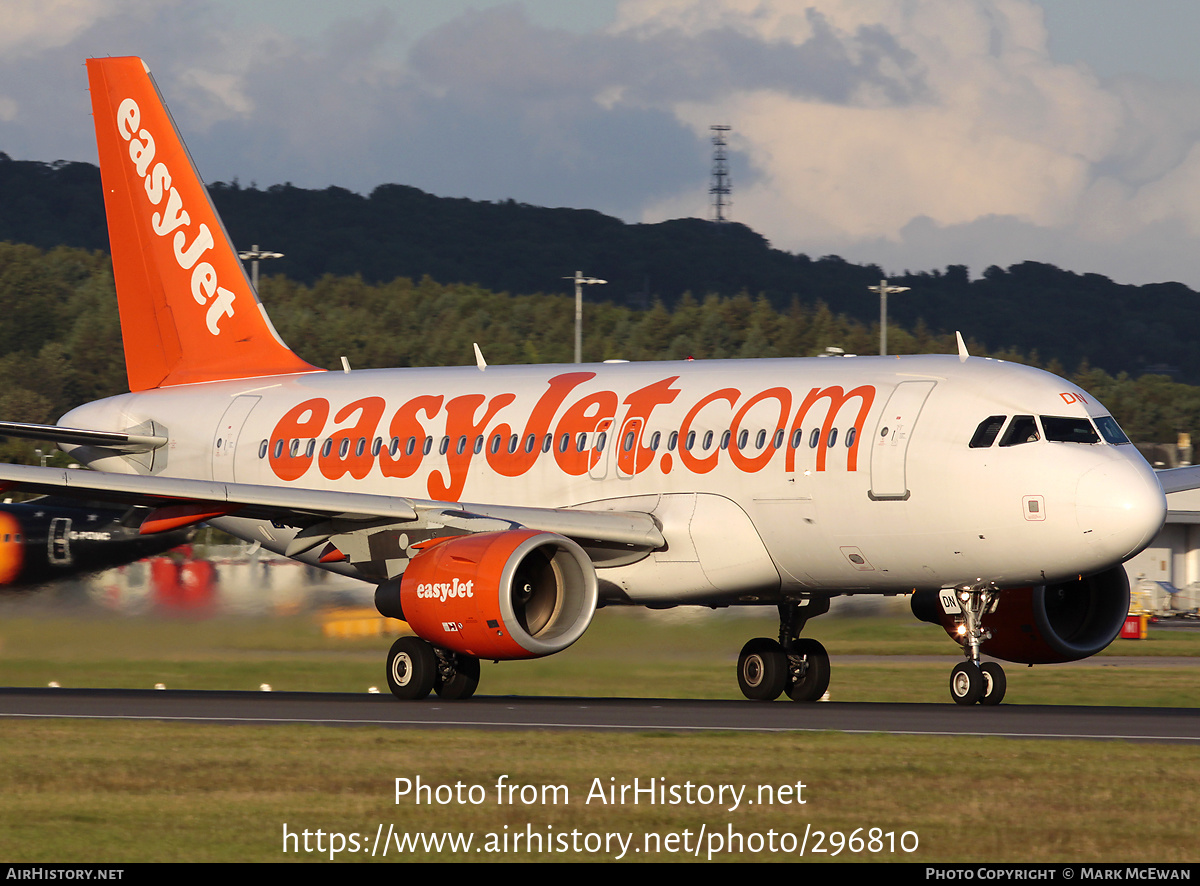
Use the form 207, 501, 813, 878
738, 638, 788, 701
979, 662, 1006, 706
436, 655, 481, 700
785, 638, 830, 702
949, 661, 984, 705
387, 636, 437, 700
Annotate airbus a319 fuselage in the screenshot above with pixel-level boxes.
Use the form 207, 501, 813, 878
61, 355, 1162, 602
0, 56, 1170, 705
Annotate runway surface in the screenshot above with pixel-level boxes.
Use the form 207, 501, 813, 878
1, 687, 1198, 742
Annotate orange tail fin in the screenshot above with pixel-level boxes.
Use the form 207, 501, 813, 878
86, 57, 318, 391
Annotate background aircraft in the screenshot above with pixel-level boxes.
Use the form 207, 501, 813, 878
0, 495, 191, 589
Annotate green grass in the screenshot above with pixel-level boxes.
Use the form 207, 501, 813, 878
0, 606, 1195, 703
0, 723, 1196, 862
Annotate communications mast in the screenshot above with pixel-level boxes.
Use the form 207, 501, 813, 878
710, 125, 732, 223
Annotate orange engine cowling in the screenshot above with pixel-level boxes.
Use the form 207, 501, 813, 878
911, 565, 1131, 664
375, 530, 597, 660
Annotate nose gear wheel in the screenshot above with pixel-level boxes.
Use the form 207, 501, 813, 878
947, 586, 1007, 705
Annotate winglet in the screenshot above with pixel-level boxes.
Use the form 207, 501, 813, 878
86, 57, 319, 391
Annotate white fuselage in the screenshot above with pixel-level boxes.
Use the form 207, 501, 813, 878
59, 354, 1166, 605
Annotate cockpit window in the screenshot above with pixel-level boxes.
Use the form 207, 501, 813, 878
969, 415, 1007, 448
1094, 415, 1131, 445
1041, 416, 1099, 444
999, 415, 1040, 447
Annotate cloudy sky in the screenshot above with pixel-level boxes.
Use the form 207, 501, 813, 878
5, 0, 1200, 288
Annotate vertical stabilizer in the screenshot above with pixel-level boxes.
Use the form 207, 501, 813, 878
86, 57, 318, 391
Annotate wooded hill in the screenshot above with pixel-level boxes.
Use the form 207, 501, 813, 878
0, 241, 1198, 468
2, 152, 1198, 384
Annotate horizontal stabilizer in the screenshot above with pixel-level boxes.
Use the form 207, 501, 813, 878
0, 421, 166, 453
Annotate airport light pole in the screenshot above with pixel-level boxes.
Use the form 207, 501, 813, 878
564, 271, 607, 363
238, 244, 284, 292
869, 278, 910, 357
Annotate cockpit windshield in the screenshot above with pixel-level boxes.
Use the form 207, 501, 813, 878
999, 416, 1040, 447
969, 415, 1006, 448
971, 413, 1128, 448
1094, 415, 1131, 445
1040, 416, 1099, 444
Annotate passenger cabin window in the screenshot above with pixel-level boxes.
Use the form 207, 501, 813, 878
1041, 416, 1099, 444
999, 415, 1039, 447
969, 415, 1007, 448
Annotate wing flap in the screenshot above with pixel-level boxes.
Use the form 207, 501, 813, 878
419, 503, 664, 548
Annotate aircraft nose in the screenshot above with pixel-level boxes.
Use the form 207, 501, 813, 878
1075, 456, 1166, 562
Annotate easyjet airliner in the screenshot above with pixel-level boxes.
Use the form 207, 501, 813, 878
0, 57, 1176, 704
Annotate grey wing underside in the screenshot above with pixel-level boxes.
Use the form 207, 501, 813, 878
0, 462, 664, 554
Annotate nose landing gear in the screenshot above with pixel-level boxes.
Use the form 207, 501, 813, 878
946, 586, 1007, 706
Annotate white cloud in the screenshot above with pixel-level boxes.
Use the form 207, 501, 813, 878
6, 0, 1200, 287
0, 0, 118, 58
619, 2, 1130, 253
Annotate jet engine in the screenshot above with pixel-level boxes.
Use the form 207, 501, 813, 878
911, 565, 1131, 664
375, 529, 597, 660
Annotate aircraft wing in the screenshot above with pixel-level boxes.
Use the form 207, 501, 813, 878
1157, 465, 1200, 495
0, 462, 664, 552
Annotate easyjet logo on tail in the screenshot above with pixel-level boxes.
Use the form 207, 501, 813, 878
114, 98, 236, 335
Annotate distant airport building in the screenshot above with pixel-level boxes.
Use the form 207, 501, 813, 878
1124, 483, 1200, 618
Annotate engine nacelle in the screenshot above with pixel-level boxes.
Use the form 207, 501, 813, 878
911, 566, 1131, 664
375, 530, 597, 660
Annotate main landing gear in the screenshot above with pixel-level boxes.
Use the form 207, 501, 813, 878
737, 599, 831, 702
386, 636, 480, 701
947, 586, 1006, 706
